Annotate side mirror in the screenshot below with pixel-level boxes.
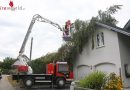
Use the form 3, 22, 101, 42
124, 64, 130, 77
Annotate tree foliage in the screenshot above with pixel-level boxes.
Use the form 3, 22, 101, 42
30, 59, 44, 74
30, 52, 62, 73
58, 5, 122, 62
97, 5, 122, 26
0, 57, 15, 74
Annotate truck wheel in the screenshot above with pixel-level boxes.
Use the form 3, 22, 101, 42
56, 78, 65, 88
23, 77, 34, 88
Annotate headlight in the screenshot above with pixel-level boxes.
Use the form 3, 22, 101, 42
66, 74, 69, 78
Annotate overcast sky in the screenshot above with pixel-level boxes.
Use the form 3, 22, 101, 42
0, 0, 130, 61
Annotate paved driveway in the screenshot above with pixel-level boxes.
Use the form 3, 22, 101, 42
20, 86, 70, 90
0, 75, 16, 90
0, 75, 70, 90
19, 84, 70, 90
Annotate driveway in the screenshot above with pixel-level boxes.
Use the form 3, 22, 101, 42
20, 86, 70, 90
0, 75, 16, 90
0, 75, 70, 90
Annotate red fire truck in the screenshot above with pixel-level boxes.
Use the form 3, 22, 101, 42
12, 61, 73, 88
12, 14, 74, 88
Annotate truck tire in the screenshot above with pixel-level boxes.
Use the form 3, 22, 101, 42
23, 77, 34, 88
56, 78, 65, 88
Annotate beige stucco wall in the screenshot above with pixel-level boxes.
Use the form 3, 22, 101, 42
73, 27, 121, 80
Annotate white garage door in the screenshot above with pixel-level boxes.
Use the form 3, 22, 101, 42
95, 63, 116, 74
77, 65, 91, 80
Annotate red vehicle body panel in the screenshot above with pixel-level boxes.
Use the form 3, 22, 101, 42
18, 65, 28, 72
46, 63, 54, 74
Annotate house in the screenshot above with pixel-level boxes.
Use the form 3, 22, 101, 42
73, 20, 130, 90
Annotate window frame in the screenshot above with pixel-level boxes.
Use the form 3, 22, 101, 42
96, 32, 105, 48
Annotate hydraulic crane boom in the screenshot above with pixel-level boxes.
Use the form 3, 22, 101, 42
19, 14, 63, 56
13, 14, 63, 74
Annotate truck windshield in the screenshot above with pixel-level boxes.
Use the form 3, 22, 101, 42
58, 64, 68, 72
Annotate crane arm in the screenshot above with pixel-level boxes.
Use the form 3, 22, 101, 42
19, 14, 63, 55
33, 14, 63, 31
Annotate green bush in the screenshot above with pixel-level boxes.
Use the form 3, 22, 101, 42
79, 71, 106, 90
104, 73, 123, 90
2, 69, 9, 74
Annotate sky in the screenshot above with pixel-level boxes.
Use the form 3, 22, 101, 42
0, 0, 130, 61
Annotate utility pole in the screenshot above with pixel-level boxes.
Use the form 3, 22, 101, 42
30, 37, 33, 61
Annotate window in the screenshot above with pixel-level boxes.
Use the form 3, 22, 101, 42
96, 32, 104, 47
58, 64, 68, 72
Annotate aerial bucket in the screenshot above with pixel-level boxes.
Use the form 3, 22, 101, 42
62, 20, 76, 41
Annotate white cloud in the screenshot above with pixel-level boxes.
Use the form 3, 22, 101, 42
0, 0, 130, 61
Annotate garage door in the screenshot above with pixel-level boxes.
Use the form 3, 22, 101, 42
95, 63, 116, 74
77, 65, 91, 79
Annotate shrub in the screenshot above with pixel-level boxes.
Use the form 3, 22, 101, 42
104, 73, 123, 90
79, 71, 106, 90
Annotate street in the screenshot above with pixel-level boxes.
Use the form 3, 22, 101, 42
0, 75, 70, 90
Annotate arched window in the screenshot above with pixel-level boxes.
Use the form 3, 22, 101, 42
96, 32, 105, 47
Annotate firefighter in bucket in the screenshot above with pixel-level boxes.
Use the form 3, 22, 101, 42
63, 20, 76, 41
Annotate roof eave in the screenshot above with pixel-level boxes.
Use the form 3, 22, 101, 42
123, 20, 130, 30
96, 22, 130, 37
